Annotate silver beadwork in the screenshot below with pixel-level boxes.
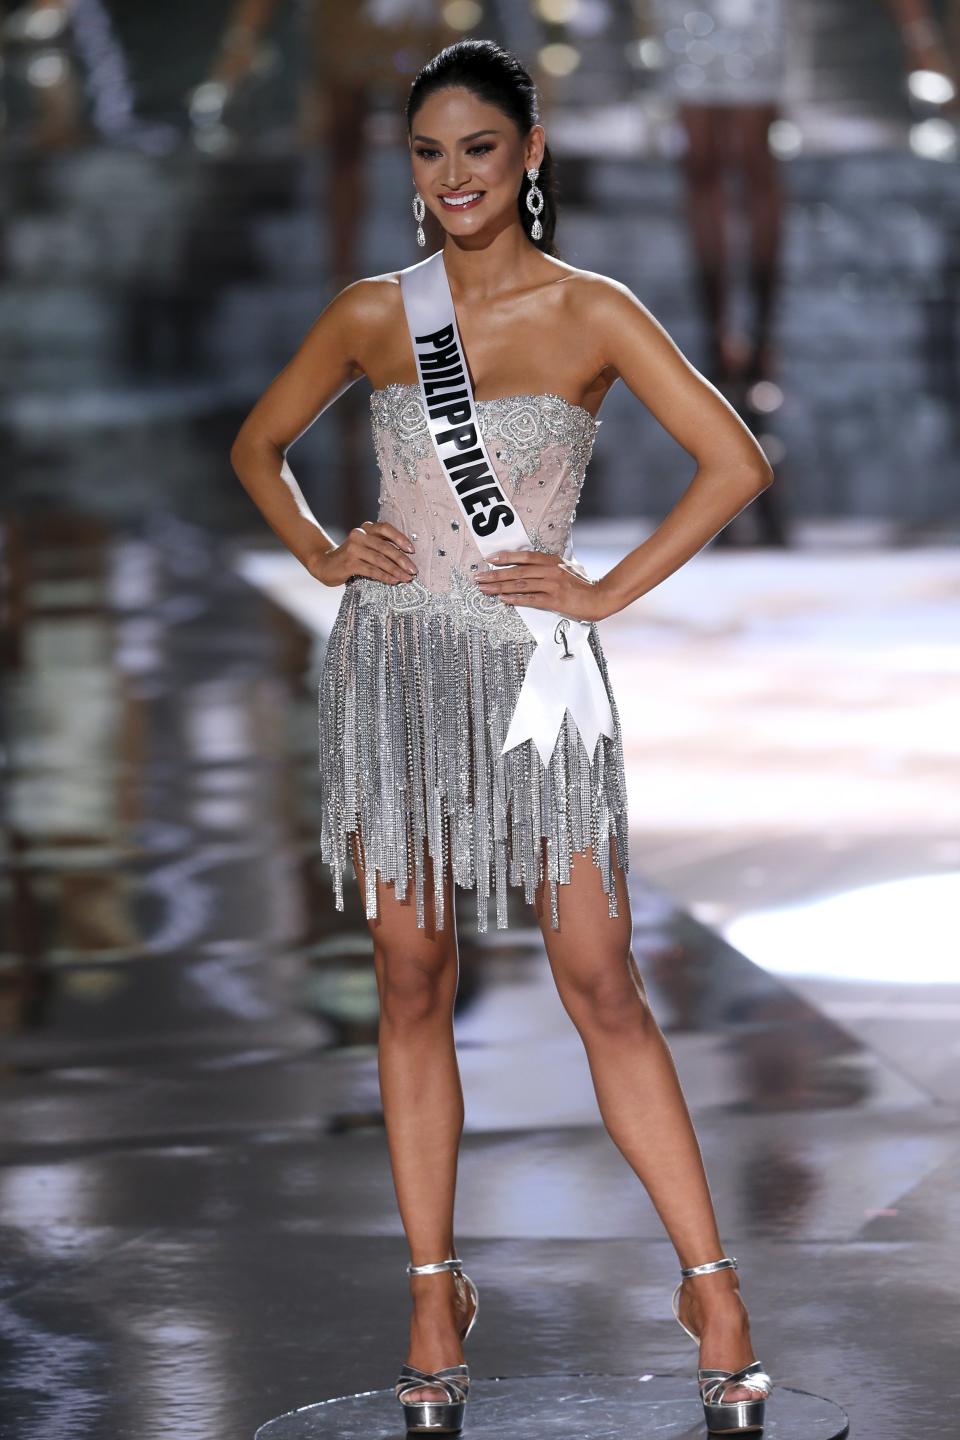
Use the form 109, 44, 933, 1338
412, 188, 426, 248
370, 382, 598, 495
354, 565, 531, 646
318, 579, 629, 933
317, 389, 628, 933
526, 166, 544, 241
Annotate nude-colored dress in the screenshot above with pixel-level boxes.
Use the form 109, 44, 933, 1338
317, 383, 630, 934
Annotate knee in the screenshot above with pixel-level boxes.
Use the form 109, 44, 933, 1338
376, 949, 454, 1028
563, 958, 654, 1038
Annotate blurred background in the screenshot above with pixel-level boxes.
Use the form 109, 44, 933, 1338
1, 4, 959, 1438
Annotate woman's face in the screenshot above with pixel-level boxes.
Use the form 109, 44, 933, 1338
409, 85, 543, 242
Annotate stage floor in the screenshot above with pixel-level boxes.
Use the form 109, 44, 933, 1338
0, 516, 956, 1438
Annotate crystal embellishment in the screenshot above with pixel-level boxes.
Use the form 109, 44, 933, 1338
314, 383, 627, 937
371, 382, 599, 491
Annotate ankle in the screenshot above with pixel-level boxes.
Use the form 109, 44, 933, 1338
685, 1283, 749, 1327
410, 1273, 462, 1311
410, 1286, 456, 1310
409, 1268, 457, 1290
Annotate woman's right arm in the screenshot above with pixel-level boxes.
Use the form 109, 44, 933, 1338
229, 279, 418, 587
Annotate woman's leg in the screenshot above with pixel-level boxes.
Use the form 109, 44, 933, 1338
532, 838, 760, 1402
678, 102, 735, 381
350, 830, 474, 1403
728, 102, 783, 381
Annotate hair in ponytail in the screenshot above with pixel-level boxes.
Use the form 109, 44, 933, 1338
405, 38, 560, 258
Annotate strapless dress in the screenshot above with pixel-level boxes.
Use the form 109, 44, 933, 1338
317, 382, 630, 933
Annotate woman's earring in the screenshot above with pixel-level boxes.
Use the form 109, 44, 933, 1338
526, 166, 544, 241
412, 189, 426, 248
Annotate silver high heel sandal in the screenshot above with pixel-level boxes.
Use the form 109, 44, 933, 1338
395, 1257, 480, 1435
671, 1256, 772, 1434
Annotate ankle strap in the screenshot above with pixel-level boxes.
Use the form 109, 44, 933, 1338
680, 1256, 738, 1278
407, 1257, 464, 1276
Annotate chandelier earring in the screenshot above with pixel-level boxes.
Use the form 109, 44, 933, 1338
412, 188, 426, 248
525, 166, 544, 241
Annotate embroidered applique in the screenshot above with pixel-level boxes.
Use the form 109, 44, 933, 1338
353, 564, 534, 647
370, 382, 599, 492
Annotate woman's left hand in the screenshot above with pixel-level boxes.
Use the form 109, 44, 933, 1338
474, 549, 611, 622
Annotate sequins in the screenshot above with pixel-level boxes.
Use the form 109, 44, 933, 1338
371, 384, 599, 585
353, 566, 531, 646
317, 577, 630, 933
370, 386, 434, 482
315, 385, 629, 933
371, 382, 600, 493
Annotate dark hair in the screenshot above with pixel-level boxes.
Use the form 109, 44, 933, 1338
405, 38, 560, 258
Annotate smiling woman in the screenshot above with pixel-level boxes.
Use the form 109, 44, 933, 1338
228, 34, 776, 1440
407, 47, 561, 256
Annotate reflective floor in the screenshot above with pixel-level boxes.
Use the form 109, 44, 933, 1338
257, 1376, 849, 1439
2, 516, 958, 1438
2, 3, 959, 1434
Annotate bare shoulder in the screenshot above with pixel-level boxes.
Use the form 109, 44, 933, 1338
323, 269, 406, 326
552, 265, 664, 337
316, 270, 411, 382
538, 264, 661, 400
558, 266, 655, 322
560, 266, 682, 389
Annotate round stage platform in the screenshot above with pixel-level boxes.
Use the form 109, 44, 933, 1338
255, 1371, 849, 1438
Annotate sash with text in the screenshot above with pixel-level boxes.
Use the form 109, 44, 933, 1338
398, 248, 616, 766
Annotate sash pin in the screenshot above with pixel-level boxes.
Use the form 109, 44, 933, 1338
554, 618, 574, 660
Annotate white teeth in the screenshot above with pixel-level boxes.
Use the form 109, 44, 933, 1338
441, 192, 482, 206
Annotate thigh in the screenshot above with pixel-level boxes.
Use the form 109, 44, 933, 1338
531, 836, 648, 1002
725, 103, 779, 174
679, 103, 731, 175
349, 828, 459, 980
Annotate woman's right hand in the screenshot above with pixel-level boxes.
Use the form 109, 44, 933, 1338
308, 520, 418, 587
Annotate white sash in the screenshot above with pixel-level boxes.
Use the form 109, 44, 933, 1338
398, 248, 616, 766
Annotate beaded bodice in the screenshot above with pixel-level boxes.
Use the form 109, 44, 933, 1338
369, 381, 601, 592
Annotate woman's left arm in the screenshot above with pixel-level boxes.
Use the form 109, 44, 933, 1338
477, 276, 774, 621
589, 276, 774, 617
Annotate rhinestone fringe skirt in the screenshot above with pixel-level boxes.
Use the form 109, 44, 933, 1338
317, 578, 630, 933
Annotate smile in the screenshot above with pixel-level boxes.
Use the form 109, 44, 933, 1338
439, 192, 485, 210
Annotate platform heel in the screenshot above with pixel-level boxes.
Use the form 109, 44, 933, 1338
395, 1257, 479, 1434
671, 1256, 772, 1434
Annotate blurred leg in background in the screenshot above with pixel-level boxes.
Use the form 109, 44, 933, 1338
648, 0, 790, 544
307, 0, 457, 291
0, 0, 86, 149
675, 100, 783, 392
190, 0, 457, 532
886, 0, 959, 108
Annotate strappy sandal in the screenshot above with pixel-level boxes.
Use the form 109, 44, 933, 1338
395, 1256, 479, 1434
671, 1255, 773, 1433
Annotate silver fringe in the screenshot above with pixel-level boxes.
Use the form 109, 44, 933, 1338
317, 574, 630, 933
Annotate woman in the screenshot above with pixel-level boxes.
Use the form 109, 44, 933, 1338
230, 37, 774, 1437
648, 0, 789, 389
646, 0, 789, 554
